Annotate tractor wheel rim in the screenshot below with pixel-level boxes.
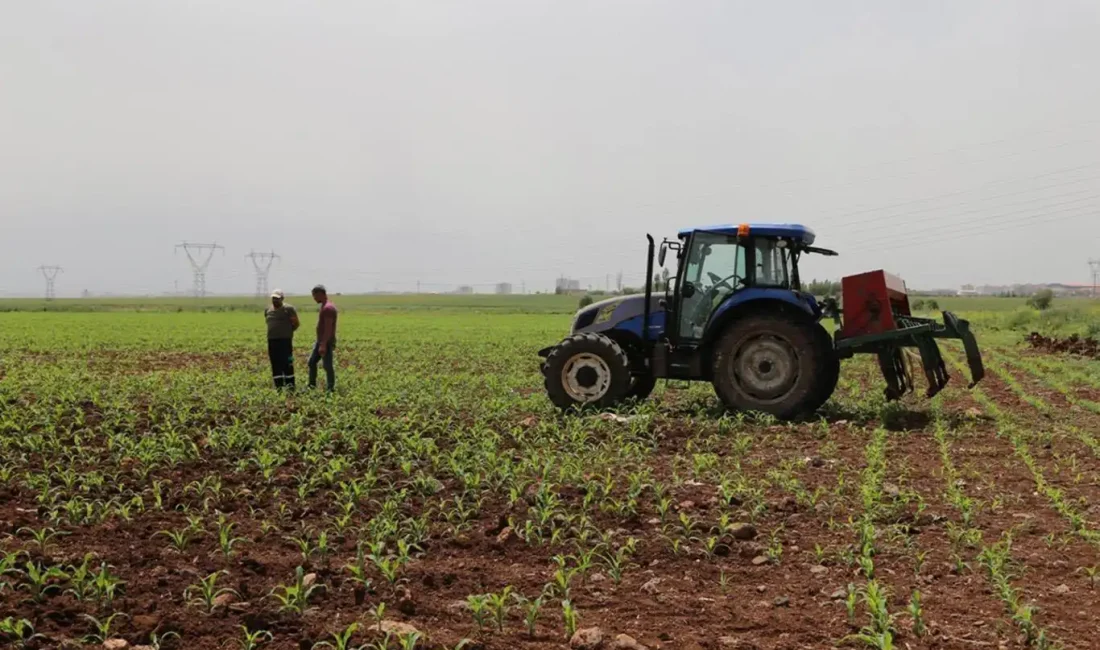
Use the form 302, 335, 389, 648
732, 334, 799, 401
561, 352, 612, 402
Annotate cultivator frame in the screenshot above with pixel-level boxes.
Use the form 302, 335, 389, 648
830, 269, 984, 400
834, 310, 985, 400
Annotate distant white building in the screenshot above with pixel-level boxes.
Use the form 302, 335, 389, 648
555, 276, 581, 293
957, 284, 978, 296
495, 282, 512, 295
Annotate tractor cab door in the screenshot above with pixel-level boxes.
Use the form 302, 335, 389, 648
674, 231, 748, 344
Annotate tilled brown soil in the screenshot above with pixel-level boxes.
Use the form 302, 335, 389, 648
1026, 332, 1100, 359
3, 350, 1100, 650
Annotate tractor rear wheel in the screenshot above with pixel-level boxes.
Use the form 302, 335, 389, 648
543, 333, 632, 411
711, 316, 820, 420
805, 324, 840, 414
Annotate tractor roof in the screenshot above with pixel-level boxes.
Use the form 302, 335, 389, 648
678, 223, 816, 245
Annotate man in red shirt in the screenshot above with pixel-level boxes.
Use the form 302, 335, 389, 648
308, 284, 338, 392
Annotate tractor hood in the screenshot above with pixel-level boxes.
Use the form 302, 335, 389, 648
571, 293, 665, 335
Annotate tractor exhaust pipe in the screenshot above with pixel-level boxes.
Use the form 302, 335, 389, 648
643, 234, 655, 353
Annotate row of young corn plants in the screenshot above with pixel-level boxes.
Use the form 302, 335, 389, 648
837, 427, 910, 650
984, 350, 1100, 463
986, 349, 1100, 415
939, 354, 1072, 648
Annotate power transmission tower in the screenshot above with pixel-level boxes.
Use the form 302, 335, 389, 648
245, 250, 280, 298
1090, 259, 1100, 297
175, 242, 224, 298
37, 265, 63, 300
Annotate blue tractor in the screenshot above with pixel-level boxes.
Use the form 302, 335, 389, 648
537, 223, 984, 419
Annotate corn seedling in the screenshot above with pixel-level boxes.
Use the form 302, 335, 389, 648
237, 626, 274, 650
270, 566, 324, 614
185, 570, 239, 614
81, 612, 129, 645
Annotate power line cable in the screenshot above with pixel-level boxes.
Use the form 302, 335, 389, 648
841, 191, 1100, 249
824, 185, 1097, 243
822, 168, 1100, 231
854, 204, 1100, 255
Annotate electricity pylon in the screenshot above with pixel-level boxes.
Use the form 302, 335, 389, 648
246, 250, 280, 298
175, 242, 224, 298
37, 265, 63, 300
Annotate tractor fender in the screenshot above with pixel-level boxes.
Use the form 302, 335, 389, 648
701, 293, 820, 373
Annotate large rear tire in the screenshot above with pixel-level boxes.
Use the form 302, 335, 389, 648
543, 333, 632, 411
711, 316, 820, 420
805, 324, 840, 414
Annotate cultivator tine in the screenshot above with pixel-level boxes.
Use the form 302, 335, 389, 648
943, 311, 985, 388
914, 335, 949, 398
877, 347, 912, 401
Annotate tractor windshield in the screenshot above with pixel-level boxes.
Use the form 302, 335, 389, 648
753, 239, 794, 289
678, 232, 747, 341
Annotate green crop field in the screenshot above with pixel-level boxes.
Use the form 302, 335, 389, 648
2, 295, 1100, 649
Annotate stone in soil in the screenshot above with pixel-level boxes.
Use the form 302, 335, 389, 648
571, 627, 605, 649
103, 641, 129, 650
371, 620, 422, 637
609, 633, 650, 650
751, 555, 770, 565
494, 526, 515, 546
728, 523, 757, 540
641, 577, 662, 595
213, 591, 237, 608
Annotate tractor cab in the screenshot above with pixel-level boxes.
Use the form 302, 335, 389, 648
659, 224, 831, 346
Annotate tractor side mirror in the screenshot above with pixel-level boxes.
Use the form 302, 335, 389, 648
681, 282, 696, 299
658, 245, 667, 268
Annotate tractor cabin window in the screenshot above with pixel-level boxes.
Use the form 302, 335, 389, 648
753, 239, 793, 289
678, 232, 747, 341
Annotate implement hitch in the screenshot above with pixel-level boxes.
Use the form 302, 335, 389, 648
834, 270, 984, 401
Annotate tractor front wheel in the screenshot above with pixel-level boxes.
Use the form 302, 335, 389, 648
711, 316, 820, 420
543, 333, 632, 411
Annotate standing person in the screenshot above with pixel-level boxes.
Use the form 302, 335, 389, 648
308, 284, 338, 393
265, 289, 300, 390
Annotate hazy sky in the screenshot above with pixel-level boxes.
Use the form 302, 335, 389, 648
3, 1, 1099, 297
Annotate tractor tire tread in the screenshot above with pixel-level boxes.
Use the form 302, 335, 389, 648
711, 316, 821, 420
542, 333, 631, 411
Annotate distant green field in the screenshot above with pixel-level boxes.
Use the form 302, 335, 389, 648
0, 292, 582, 314
2, 292, 1095, 314
3, 292, 1097, 337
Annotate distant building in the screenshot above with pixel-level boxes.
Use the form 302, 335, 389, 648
495, 282, 513, 295
555, 276, 582, 293
454, 285, 474, 295
955, 282, 1092, 297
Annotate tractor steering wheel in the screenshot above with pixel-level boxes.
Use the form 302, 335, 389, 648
689, 273, 744, 329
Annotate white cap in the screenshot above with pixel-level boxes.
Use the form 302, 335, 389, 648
271, 289, 285, 299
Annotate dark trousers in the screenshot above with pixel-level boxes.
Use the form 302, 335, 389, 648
308, 340, 335, 392
267, 338, 296, 389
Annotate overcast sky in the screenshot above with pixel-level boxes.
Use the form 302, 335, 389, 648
3, 0, 1099, 297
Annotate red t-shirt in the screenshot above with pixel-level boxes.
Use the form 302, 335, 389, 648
316, 301, 337, 343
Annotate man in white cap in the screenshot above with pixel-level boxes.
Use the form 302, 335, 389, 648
264, 289, 300, 390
